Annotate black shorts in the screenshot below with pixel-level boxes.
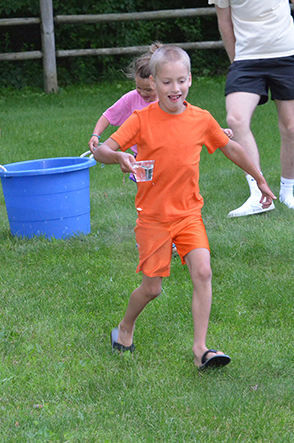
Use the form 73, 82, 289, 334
225, 55, 294, 105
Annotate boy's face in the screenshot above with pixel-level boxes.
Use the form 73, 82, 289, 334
135, 76, 158, 103
150, 61, 191, 115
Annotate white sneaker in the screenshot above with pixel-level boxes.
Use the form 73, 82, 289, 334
228, 195, 275, 218
279, 195, 294, 209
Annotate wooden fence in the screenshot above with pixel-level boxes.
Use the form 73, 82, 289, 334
0, 0, 226, 93
2, 2, 294, 93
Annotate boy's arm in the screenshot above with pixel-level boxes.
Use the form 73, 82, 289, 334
220, 140, 276, 207
93, 137, 136, 173
215, 5, 236, 63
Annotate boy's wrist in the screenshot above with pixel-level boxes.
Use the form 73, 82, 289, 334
91, 133, 100, 139
256, 176, 266, 187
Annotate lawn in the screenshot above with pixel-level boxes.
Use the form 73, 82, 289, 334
0, 78, 294, 442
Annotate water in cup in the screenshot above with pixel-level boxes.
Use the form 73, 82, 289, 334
133, 160, 155, 182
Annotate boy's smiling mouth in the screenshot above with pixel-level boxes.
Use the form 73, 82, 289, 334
169, 94, 181, 102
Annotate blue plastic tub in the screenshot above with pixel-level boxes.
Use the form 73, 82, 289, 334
0, 157, 96, 239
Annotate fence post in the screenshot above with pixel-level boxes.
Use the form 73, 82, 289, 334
39, 0, 58, 93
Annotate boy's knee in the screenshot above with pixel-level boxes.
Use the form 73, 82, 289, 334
141, 277, 162, 300
196, 263, 212, 283
148, 285, 162, 300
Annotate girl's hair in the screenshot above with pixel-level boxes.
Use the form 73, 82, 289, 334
150, 45, 191, 77
125, 41, 163, 79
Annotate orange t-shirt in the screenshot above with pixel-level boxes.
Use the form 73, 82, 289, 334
111, 102, 229, 222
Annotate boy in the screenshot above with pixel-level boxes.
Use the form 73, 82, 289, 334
94, 45, 276, 370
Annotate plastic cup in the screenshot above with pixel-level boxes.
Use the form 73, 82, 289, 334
132, 160, 155, 182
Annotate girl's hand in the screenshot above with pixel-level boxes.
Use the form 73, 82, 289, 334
88, 136, 99, 154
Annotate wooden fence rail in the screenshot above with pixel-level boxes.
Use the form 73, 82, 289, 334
54, 8, 216, 24
1, 2, 222, 93
2, 2, 294, 93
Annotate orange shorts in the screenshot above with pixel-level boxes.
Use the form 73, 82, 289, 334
134, 214, 210, 277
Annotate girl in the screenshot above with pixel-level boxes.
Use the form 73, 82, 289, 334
88, 42, 161, 155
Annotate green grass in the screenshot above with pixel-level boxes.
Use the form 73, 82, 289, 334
0, 78, 294, 442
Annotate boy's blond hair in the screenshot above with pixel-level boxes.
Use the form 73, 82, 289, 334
150, 45, 191, 78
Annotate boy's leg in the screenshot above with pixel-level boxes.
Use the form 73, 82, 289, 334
116, 217, 170, 348
184, 248, 226, 367
117, 273, 163, 348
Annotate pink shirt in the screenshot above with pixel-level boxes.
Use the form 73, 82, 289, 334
103, 89, 157, 154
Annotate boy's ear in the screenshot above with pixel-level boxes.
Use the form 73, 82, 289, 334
149, 74, 156, 89
189, 73, 192, 87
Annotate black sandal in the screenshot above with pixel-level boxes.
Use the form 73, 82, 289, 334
111, 327, 135, 353
198, 349, 231, 371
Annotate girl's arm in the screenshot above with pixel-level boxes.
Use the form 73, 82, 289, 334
88, 115, 110, 153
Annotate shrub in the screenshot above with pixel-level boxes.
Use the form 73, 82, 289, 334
0, 0, 228, 88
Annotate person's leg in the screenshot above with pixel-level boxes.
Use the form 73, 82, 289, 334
116, 274, 163, 347
226, 91, 261, 167
226, 92, 275, 217
184, 248, 227, 367
275, 99, 294, 208
115, 217, 170, 348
